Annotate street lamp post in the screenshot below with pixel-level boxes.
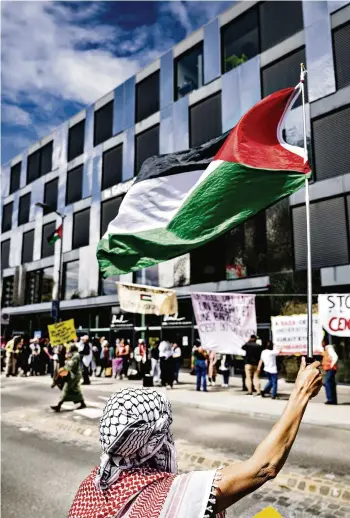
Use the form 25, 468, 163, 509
35, 202, 66, 323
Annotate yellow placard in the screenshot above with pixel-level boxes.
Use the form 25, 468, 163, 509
254, 507, 283, 518
48, 319, 76, 346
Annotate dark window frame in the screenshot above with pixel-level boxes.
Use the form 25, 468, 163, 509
72, 208, 90, 249
134, 124, 160, 175
332, 21, 350, 91
43, 177, 59, 215
258, 1, 304, 54
1, 239, 11, 270
41, 221, 56, 259
62, 260, 80, 300
189, 92, 222, 148
2, 201, 13, 233
135, 70, 160, 123
1, 275, 14, 307
26, 141, 53, 184
66, 165, 83, 205
174, 42, 204, 101
94, 101, 114, 147
68, 119, 85, 162
18, 193, 31, 226
102, 144, 123, 191
9, 162, 21, 194
21, 229, 35, 264
100, 195, 123, 238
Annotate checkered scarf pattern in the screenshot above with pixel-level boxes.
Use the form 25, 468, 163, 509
95, 388, 177, 490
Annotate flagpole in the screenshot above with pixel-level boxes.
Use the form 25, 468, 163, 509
300, 63, 313, 359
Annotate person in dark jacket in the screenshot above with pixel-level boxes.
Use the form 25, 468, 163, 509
242, 335, 262, 396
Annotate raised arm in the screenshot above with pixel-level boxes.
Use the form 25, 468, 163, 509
216, 358, 322, 512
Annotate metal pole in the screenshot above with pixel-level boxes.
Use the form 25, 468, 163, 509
56, 215, 65, 323
300, 63, 313, 359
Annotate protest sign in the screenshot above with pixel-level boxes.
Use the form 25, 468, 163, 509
48, 319, 76, 346
318, 294, 350, 337
117, 282, 178, 316
191, 292, 257, 354
271, 314, 323, 355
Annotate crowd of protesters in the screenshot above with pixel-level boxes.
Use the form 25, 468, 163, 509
1, 332, 338, 404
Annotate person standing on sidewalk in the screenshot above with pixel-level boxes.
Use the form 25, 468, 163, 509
219, 354, 231, 388
258, 341, 279, 399
194, 346, 208, 392
80, 335, 92, 385
150, 341, 161, 385
208, 351, 218, 386
322, 338, 338, 405
172, 342, 182, 384
159, 340, 174, 389
242, 335, 261, 396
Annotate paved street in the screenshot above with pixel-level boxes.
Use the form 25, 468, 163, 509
2, 375, 350, 517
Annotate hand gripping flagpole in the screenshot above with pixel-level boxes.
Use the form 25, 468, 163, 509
300, 63, 313, 360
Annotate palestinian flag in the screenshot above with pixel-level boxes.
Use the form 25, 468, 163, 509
97, 85, 310, 277
47, 224, 62, 245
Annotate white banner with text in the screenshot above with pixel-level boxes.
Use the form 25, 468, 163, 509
318, 294, 350, 337
271, 314, 323, 355
117, 282, 178, 316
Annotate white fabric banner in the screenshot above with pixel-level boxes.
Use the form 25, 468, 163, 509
191, 292, 257, 355
117, 282, 178, 316
318, 294, 350, 337
271, 314, 323, 355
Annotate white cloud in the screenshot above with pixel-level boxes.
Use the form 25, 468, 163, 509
1, 104, 32, 127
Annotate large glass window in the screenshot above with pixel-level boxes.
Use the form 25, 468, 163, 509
99, 274, 119, 296
190, 236, 226, 284
221, 7, 259, 74
102, 145, 123, 191
1, 276, 14, 307
18, 193, 31, 226
1, 240, 10, 269
68, 119, 85, 162
259, 1, 304, 52
41, 266, 54, 302
190, 93, 222, 147
43, 178, 58, 214
175, 43, 203, 100
9, 162, 21, 194
261, 47, 307, 105
312, 106, 350, 181
136, 71, 160, 123
94, 101, 114, 146
333, 22, 350, 91
22, 229, 34, 264
2, 202, 13, 233
66, 165, 83, 205
62, 260, 79, 299
101, 196, 123, 237
25, 270, 41, 304
135, 265, 159, 286
72, 208, 90, 249
41, 221, 56, 258
135, 125, 159, 174
27, 141, 53, 183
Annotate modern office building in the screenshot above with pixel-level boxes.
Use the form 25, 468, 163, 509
1, 1, 350, 377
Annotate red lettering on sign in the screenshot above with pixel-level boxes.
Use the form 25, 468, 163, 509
329, 317, 350, 332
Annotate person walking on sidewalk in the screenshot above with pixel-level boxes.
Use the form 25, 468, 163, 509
50, 344, 86, 412
242, 335, 262, 396
150, 341, 161, 385
258, 341, 279, 399
159, 340, 174, 389
322, 338, 338, 405
69, 359, 322, 518
219, 354, 231, 388
194, 346, 208, 392
80, 335, 92, 385
172, 342, 182, 384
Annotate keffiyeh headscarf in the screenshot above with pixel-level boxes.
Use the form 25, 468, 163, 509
95, 388, 177, 490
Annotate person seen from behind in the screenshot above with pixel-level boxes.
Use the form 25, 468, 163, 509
80, 335, 92, 385
258, 341, 279, 399
172, 342, 182, 384
150, 340, 161, 385
242, 334, 262, 396
50, 344, 86, 412
208, 350, 218, 386
69, 358, 322, 517
159, 340, 174, 389
194, 345, 208, 392
322, 338, 338, 405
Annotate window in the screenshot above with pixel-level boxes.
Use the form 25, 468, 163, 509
25, 270, 41, 304
259, 1, 303, 52
9, 162, 21, 194
43, 178, 58, 214
62, 260, 79, 299
190, 93, 222, 147
135, 125, 159, 174
2, 202, 13, 233
66, 165, 83, 205
136, 71, 160, 123
18, 193, 31, 225
102, 145, 123, 190
101, 196, 123, 237
41, 221, 56, 258
333, 22, 350, 90
72, 208, 90, 249
190, 236, 226, 284
221, 7, 259, 74
175, 44, 203, 100
68, 119, 85, 162
41, 266, 54, 302
26, 141, 53, 183
134, 265, 159, 286
293, 196, 349, 270
99, 274, 119, 296
94, 101, 114, 146
261, 47, 307, 105
1, 276, 14, 307
1, 240, 10, 269
22, 230, 34, 264
312, 106, 350, 181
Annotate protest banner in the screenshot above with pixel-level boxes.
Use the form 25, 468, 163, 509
117, 282, 178, 316
48, 319, 76, 346
271, 314, 323, 355
318, 294, 350, 337
191, 292, 257, 354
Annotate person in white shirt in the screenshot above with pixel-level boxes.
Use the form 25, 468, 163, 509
257, 341, 279, 399
159, 341, 174, 389
172, 343, 182, 384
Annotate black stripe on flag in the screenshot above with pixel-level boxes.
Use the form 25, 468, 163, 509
134, 131, 230, 185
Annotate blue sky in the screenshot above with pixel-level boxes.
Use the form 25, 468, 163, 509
1, 1, 231, 165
